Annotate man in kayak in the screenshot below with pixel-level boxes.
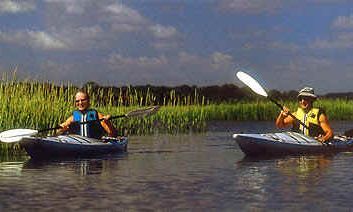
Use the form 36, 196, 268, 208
275, 87, 333, 143
58, 91, 118, 139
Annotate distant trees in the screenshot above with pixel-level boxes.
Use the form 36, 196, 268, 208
81, 81, 353, 106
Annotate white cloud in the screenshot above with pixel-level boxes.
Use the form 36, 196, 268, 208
104, 3, 148, 32
310, 32, 353, 49
30, 31, 66, 50
268, 42, 300, 51
107, 54, 168, 68
51, 25, 104, 50
218, 0, 349, 14
151, 41, 179, 51
308, 14, 353, 49
44, 0, 88, 14
38, 1, 181, 51
218, 0, 284, 14
306, 0, 351, 3
104, 3, 145, 23
0, 0, 35, 14
177, 52, 203, 65
149, 24, 181, 51
105, 54, 172, 85
269, 55, 350, 93
149, 24, 178, 39
0, 30, 67, 50
332, 14, 353, 30
211, 52, 233, 65
105, 52, 235, 85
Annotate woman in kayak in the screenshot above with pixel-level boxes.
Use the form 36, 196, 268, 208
58, 91, 118, 139
275, 87, 333, 143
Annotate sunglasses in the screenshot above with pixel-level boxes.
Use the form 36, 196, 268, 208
298, 97, 313, 101
75, 98, 88, 103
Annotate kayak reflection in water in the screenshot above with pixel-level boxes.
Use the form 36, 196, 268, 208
275, 87, 333, 143
57, 90, 118, 139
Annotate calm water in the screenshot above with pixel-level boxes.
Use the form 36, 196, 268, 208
0, 121, 352, 211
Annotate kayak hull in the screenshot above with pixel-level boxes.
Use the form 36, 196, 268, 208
233, 132, 353, 157
20, 135, 128, 159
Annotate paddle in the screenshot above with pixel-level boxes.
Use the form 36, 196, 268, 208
0, 106, 160, 143
236, 71, 308, 130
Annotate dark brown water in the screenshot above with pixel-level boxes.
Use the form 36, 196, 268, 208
0, 121, 352, 211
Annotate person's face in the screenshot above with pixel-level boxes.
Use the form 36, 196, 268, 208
75, 92, 90, 111
298, 96, 313, 110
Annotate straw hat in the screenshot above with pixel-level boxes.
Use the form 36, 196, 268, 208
297, 87, 317, 100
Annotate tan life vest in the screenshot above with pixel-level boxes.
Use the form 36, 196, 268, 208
293, 107, 325, 137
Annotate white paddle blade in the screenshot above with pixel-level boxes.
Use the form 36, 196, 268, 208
0, 136, 26, 143
0, 129, 38, 143
236, 71, 268, 97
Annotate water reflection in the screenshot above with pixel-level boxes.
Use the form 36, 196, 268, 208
22, 154, 127, 176
238, 154, 333, 175
236, 154, 335, 209
0, 153, 28, 178
275, 155, 332, 176
274, 155, 333, 196
0, 121, 351, 211
0, 161, 24, 177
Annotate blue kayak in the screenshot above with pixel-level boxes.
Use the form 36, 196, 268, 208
20, 135, 128, 159
233, 131, 353, 157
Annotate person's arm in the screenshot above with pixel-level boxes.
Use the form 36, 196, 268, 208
275, 106, 295, 128
317, 113, 333, 142
98, 112, 118, 137
57, 116, 74, 134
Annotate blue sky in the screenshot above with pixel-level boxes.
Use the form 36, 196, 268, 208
0, 0, 353, 94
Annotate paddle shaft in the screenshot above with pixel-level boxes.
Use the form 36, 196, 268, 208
37, 114, 128, 133
268, 97, 309, 130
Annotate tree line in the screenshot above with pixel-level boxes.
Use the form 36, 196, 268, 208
82, 82, 353, 106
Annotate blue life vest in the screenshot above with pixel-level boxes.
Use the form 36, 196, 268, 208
70, 109, 105, 139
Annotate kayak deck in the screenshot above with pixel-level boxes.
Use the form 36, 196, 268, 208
233, 132, 353, 157
20, 135, 128, 159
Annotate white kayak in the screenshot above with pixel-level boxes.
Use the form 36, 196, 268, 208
233, 131, 353, 157
20, 135, 128, 159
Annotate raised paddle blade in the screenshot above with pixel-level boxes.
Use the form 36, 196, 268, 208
236, 70, 309, 130
236, 71, 268, 97
0, 129, 38, 143
125, 106, 160, 118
